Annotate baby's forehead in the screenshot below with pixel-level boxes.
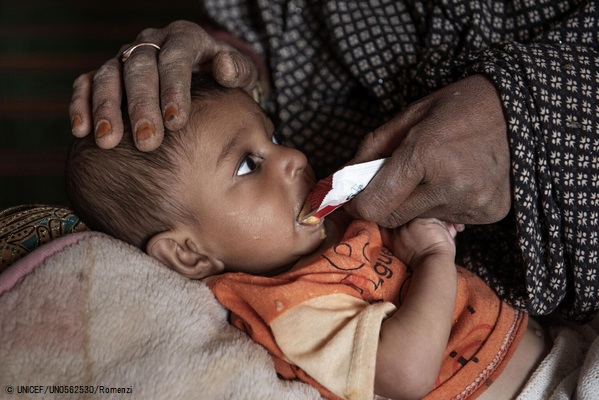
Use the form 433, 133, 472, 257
189, 89, 267, 129
189, 89, 258, 121
182, 91, 268, 155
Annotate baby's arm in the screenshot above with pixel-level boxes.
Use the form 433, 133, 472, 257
375, 219, 463, 399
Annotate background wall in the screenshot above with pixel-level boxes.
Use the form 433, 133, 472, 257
0, 0, 202, 209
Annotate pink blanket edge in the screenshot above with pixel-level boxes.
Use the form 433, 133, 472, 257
0, 231, 100, 296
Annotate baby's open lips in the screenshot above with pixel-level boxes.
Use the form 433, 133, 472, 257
297, 198, 321, 225
297, 199, 310, 221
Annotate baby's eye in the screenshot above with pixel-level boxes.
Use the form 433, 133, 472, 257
272, 131, 284, 145
237, 155, 258, 176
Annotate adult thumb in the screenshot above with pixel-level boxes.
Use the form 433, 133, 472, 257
213, 51, 259, 91
351, 105, 424, 164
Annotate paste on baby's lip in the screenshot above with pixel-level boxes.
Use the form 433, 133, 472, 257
302, 215, 321, 225
298, 199, 321, 225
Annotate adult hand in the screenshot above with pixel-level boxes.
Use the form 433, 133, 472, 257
69, 20, 260, 151
348, 74, 511, 228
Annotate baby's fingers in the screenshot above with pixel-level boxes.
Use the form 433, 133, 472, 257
444, 222, 465, 238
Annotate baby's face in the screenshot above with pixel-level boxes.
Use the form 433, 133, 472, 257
179, 90, 326, 274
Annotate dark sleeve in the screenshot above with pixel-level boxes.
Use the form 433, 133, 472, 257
431, 0, 599, 321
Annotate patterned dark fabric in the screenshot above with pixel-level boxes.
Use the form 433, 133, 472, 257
202, 0, 599, 321
0, 205, 87, 273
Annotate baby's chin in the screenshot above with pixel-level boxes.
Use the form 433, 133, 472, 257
232, 223, 329, 276
296, 222, 330, 258
263, 235, 327, 276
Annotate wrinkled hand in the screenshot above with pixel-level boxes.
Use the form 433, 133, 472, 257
381, 218, 464, 267
348, 74, 511, 228
69, 20, 260, 151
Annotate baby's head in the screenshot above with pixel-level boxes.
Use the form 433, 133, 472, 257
67, 74, 326, 279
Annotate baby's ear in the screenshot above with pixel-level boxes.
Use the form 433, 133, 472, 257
147, 230, 225, 279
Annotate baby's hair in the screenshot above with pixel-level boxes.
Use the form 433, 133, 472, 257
66, 74, 236, 248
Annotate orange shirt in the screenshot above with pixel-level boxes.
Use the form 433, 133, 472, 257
209, 220, 527, 400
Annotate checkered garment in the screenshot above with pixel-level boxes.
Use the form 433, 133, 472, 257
202, 0, 599, 322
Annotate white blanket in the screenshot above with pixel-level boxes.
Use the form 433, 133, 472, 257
0, 232, 596, 399
0, 232, 319, 399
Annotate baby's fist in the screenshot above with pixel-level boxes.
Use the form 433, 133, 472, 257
382, 218, 464, 266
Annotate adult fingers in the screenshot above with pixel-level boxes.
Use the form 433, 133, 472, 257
70, 71, 95, 138
91, 56, 125, 149
351, 99, 429, 164
347, 102, 431, 226
206, 26, 262, 91
156, 21, 259, 133
121, 29, 164, 151
121, 21, 211, 150
69, 20, 260, 151
386, 164, 510, 227
376, 186, 446, 228
70, 61, 125, 149
348, 141, 426, 227
153, 21, 205, 134
351, 75, 512, 228
212, 50, 259, 91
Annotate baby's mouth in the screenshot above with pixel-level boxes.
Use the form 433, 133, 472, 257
298, 199, 311, 221
297, 198, 321, 226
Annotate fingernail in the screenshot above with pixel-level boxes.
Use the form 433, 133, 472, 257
71, 115, 82, 131
164, 104, 178, 122
95, 120, 112, 139
231, 53, 240, 79
135, 121, 156, 143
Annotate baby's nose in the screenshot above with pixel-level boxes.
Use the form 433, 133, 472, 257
279, 147, 308, 181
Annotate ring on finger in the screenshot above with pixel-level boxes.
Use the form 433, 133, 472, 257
121, 42, 161, 62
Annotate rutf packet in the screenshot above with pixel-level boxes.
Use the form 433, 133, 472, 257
299, 158, 388, 225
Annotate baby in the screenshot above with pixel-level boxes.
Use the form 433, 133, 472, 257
66, 74, 547, 400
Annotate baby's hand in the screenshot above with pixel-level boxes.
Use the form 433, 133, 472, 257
381, 218, 465, 267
